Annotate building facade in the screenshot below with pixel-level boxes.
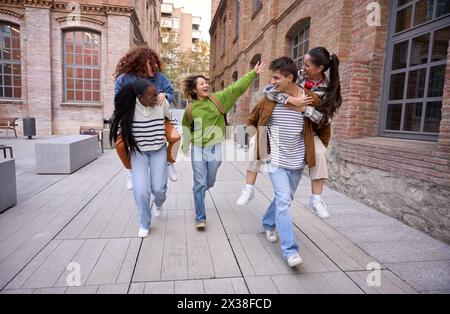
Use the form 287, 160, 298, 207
161, 0, 202, 52
0, 0, 162, 135
210, 0, 450, 243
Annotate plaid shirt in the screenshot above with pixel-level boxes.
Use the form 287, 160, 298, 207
297, 70, 329, 99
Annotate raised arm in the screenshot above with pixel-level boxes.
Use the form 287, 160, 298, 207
215, 62, 266, 112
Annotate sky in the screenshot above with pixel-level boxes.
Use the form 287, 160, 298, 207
171, 0, 212, 41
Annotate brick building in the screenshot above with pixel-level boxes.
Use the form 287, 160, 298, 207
209, 0, 450, 242
161, 0, 202, 52
0, 0, 162, 135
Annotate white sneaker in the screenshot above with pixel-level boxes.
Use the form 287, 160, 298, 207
236, 188, 254, 206
287, 253, 303, 267
168, 163, 178, 182
308, 199, 330, 219
126, 172, 133, 190
195, 221, 206, 229
153, 204, 162, 217
265, 229, 278, 243
138, 228, 149, 238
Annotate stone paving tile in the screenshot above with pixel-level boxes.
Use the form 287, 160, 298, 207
1, 139, 446, 294
385, 261, 450, 293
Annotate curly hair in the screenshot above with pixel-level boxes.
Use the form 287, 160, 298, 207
114, 46, 164, 79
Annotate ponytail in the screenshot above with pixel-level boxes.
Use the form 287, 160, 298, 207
307, 47, 342, 123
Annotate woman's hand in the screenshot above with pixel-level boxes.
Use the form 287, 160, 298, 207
285, 95, 314, 112
253, 61, 266, 75
157, 93, 166, 106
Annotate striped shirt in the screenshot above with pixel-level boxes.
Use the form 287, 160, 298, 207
267, 91, 306, 170
132, 98, 172, 152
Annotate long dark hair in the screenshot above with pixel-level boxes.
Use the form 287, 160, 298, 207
109, 80, 154, 155
308, 47, 342, 123
182, 75, 208, 100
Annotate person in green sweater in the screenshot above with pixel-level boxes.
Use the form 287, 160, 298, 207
181, 62, 265, 229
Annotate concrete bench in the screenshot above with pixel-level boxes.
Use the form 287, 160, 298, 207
35, 135, 98, 174
0, 159, 17, 213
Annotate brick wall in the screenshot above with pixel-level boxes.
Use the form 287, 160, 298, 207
24, 6, 53, 135
210, 0, 450, 242
0, 0, 160, 136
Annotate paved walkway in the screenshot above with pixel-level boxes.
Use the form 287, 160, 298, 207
0, 137, 449, 294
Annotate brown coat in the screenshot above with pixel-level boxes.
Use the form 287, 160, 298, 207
247, 89, 331, 168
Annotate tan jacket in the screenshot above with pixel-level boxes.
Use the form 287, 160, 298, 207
247, 89, 331, 168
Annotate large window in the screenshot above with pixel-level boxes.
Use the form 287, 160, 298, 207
0, 23, 21, 99
63, 30, 101, 103
291, 24, 310, 69
381, 0, 449, 140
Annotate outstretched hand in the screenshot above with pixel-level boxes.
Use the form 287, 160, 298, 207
253, 61, 266, 75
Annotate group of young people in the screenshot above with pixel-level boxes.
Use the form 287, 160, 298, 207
110, 45, 341, 267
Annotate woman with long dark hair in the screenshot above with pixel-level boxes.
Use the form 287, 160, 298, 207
110, 79, 171, 238
181, 62, 265, 229
237, 47, 342, 220
114, 46, 179, 190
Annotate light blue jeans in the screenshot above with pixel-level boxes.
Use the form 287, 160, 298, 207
191, 143, 222, 222
263, 164, 303, 259
131, 146, 168, 230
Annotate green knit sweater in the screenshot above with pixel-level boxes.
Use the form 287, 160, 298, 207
181, 70, 257, 152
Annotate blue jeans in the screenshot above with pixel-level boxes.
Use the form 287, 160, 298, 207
263, 164, 303, 259
131, 146, 168, 230
191, 143, 222, 222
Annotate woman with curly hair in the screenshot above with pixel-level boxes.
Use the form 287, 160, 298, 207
114, 46, 179, 192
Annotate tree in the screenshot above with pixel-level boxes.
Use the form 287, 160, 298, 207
161, 28, 180, 87
161, 28, 210, 92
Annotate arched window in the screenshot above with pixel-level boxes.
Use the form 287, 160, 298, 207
0, 23, 21, 99
232, 71, 238, 82
287, 19, 310, 69
250, 54, 261, 92
63, 30, 101, 102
